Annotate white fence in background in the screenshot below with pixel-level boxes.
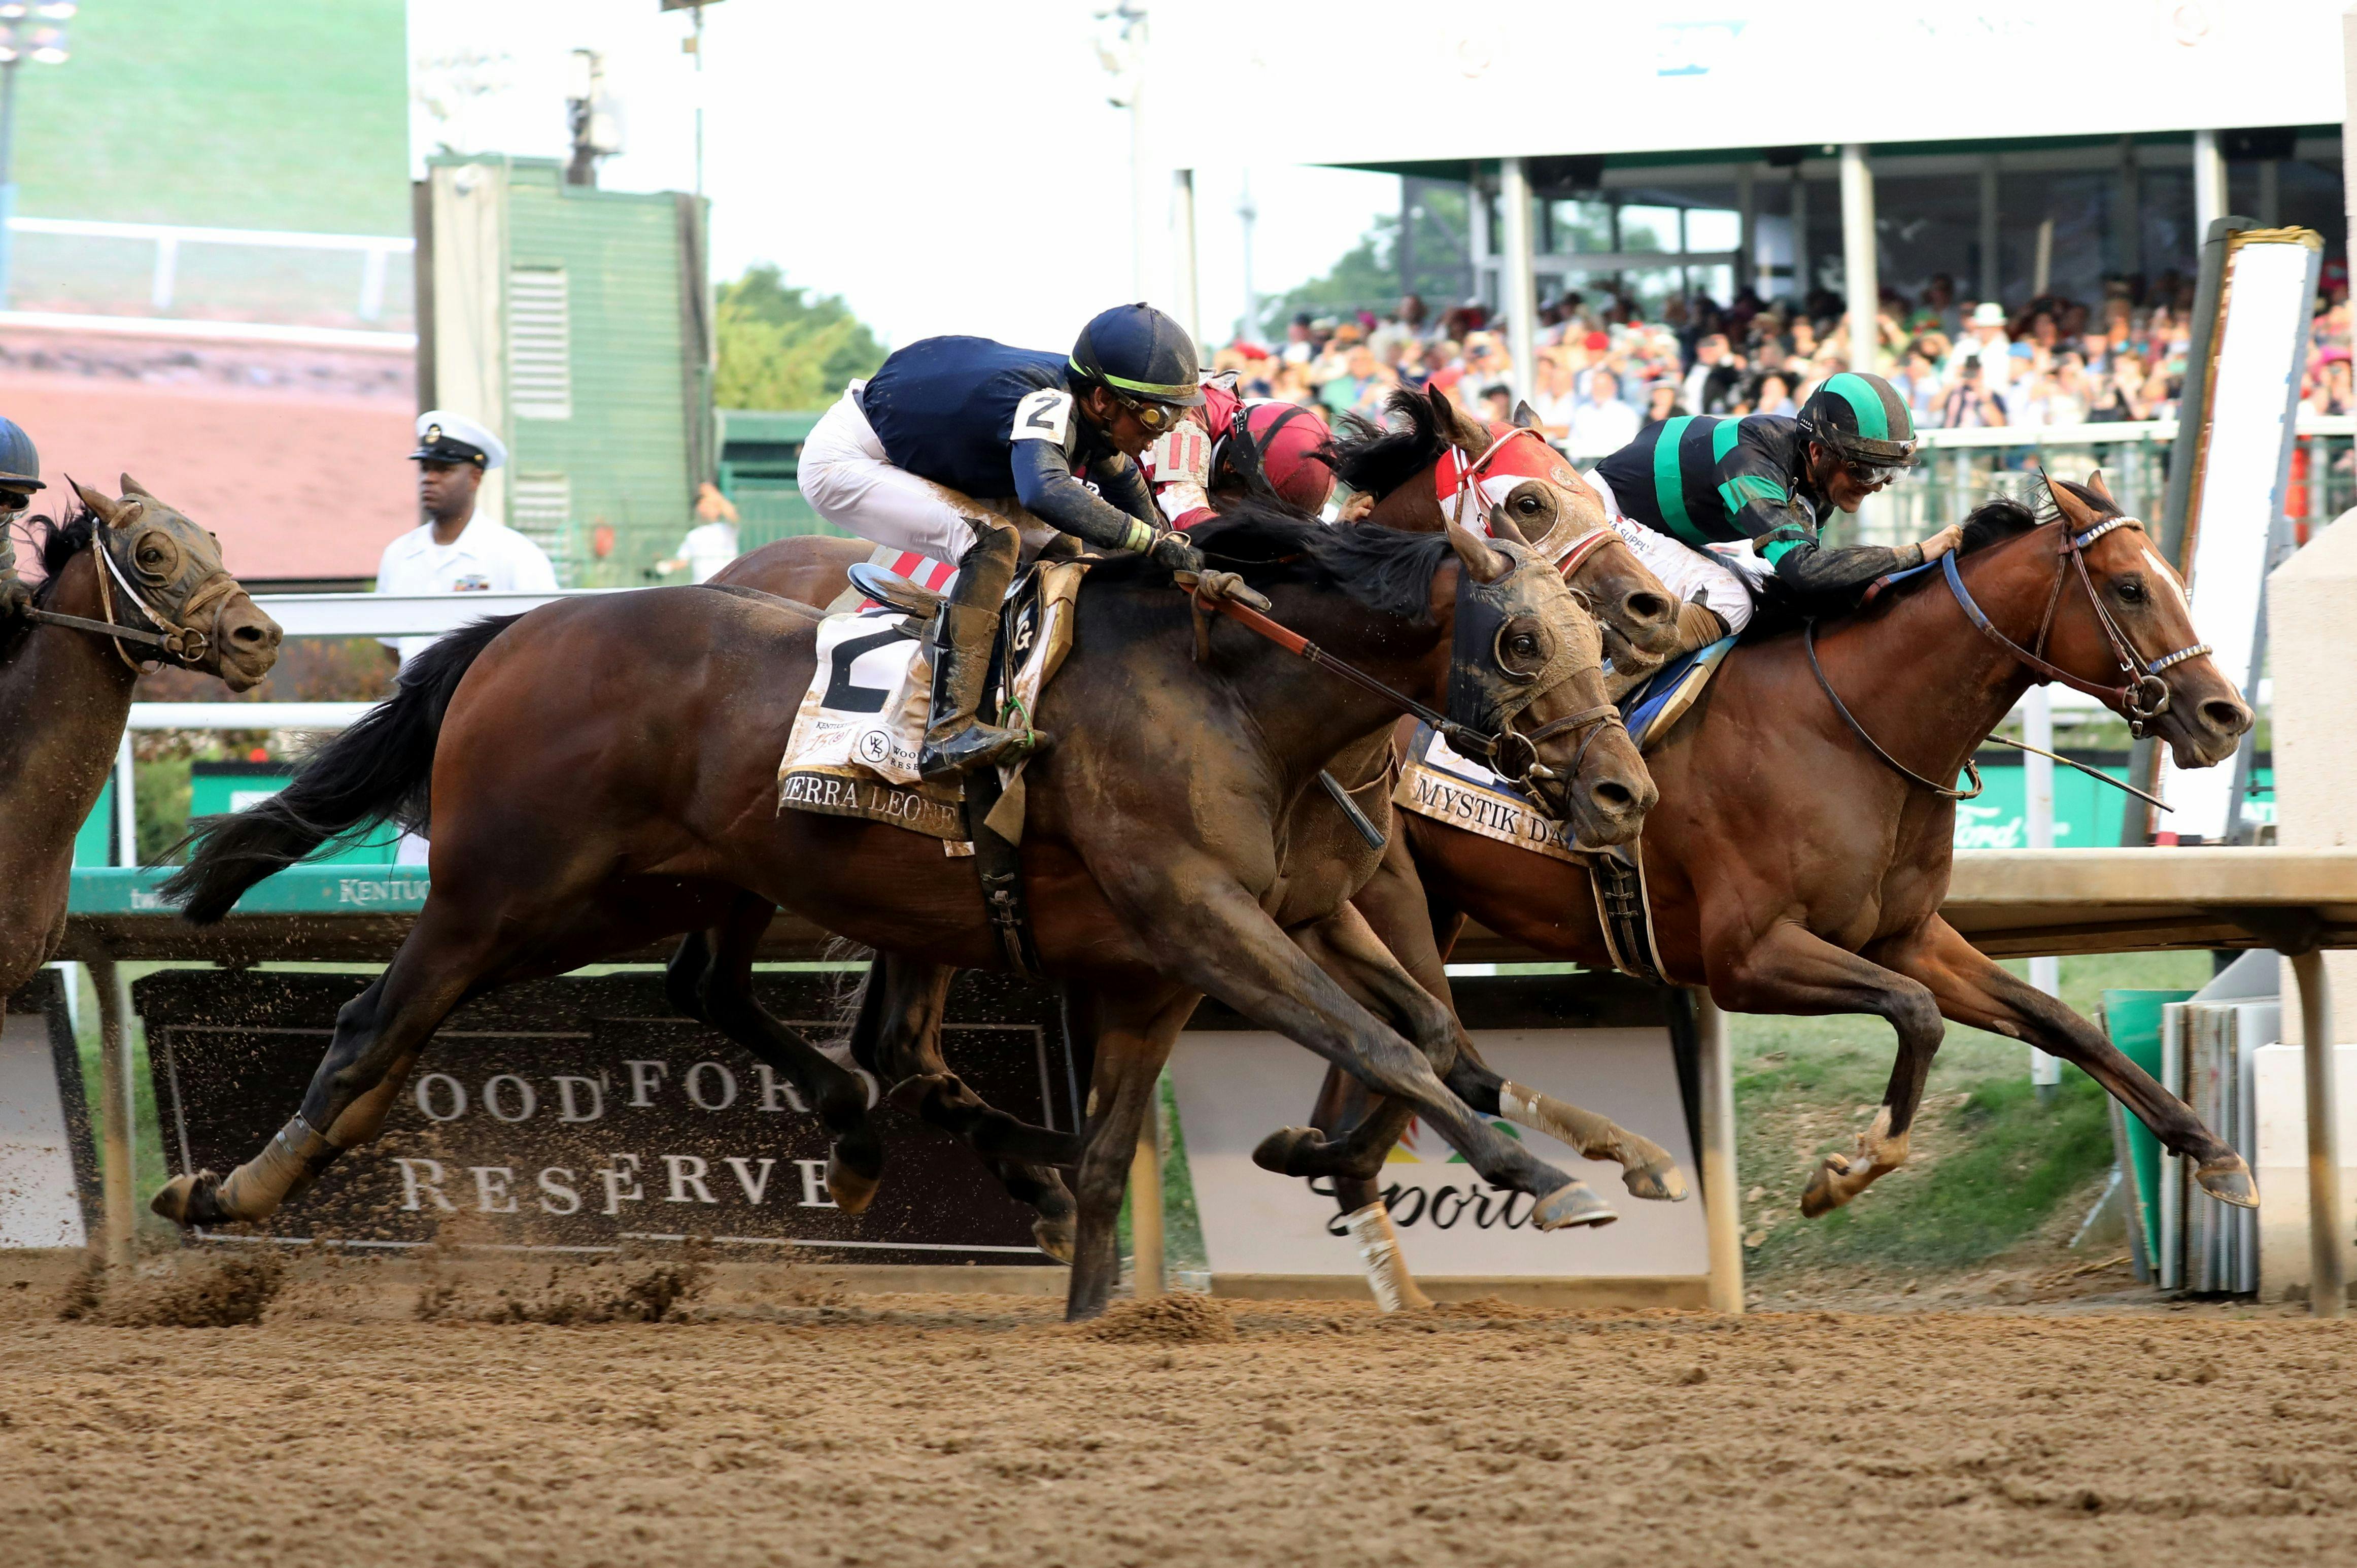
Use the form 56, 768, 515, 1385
8, 216, 414, 321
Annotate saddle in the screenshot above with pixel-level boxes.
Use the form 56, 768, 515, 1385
776, 558, 1088, 976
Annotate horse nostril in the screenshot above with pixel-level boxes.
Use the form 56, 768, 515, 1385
2202, 699, 2251, 735
1626, 592, 1673, 625
1591, 779, 1635, 811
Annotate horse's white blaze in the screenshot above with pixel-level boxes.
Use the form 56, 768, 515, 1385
2141, 544, 2191, 610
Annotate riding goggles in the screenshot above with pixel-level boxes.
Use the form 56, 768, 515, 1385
1112, 391, 1184, 433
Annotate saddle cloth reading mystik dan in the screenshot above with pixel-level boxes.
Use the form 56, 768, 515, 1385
776, 558, 1087, 846
1390, 633, 1739, 983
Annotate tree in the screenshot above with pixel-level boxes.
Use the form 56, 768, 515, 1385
714, 265, 887, 411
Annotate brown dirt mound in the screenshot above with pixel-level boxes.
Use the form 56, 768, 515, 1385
58, 1250, 287, 1327
415, 1248, 711, 1326
1428, 1293, 1543, 1320
1082, 1291, 1237, 1344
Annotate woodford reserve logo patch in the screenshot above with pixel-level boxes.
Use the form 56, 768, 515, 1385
1391, 723, 1583, 863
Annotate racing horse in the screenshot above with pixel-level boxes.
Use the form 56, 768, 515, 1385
0, 480, 280, 1004
155, 508, 1656, 1319
1284, 475, 2259, 1303
693, 394, 1686, 1251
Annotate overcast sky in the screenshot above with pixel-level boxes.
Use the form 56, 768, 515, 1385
408, 0, 1399, 351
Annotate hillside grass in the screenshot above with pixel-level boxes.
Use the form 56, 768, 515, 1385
1732, 949, 2212, 1278
12, 0, 408, 233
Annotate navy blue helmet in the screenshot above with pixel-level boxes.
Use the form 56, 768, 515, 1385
1069, 303, 1203, 408
0, 416, 38, 499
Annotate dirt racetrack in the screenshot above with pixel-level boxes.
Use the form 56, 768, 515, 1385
2, 1254, 2353, 1568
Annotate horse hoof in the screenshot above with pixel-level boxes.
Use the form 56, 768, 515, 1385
1531, 1180, 1617, 1231
1032, 1213, 1076, 1264
1622, 1160, 1690, 1203
150, 1171, 220, 1227
1251, 1126, 1324, 1177
2196, 1153, 2259, 1209
825, 1151, 881, 1215
1799, 1163, 1842, 1218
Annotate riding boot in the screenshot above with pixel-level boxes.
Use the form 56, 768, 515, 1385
1604, 599, 1729, 703
917, 519, 1049, 782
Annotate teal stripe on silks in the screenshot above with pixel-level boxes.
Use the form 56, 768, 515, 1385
1825, 372, 1890, 440
1650, 416, 1710, 546
1711, 418, 1742, 463
1717, 474, 1787, 515
1759, 537, 1804, 566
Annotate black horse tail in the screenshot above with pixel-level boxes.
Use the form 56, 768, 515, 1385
161, 616, 521, 924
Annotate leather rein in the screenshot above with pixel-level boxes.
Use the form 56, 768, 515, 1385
1187, 572, 1620, 797
1808, 514, 2208, 803
22, 521, 242, 672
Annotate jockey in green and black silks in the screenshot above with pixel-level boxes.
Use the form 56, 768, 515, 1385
1586, 370, 1961, 662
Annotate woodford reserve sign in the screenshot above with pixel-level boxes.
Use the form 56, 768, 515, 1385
138, 969, 1078, 1265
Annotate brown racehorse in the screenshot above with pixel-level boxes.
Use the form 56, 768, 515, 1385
0, 481, 280, 1003
701, 394, 1684, 1248
1284, 476, 2259, 1304
156, 508, 1655, 1319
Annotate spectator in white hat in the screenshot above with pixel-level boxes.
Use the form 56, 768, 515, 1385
375, 409, 557, 668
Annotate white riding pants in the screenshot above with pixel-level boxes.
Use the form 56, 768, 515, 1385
1582, 468, 1757, 633
799, 387, 983, 564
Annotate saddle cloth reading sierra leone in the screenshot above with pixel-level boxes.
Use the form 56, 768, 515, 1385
1391, 633, 1739, 862
776, 559, 1087, 843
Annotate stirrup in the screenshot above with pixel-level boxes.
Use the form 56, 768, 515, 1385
917, 721, 1047, 782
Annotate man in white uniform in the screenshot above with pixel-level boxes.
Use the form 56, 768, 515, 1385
375, 410, 557, 666
377, 410, 557, 866
654, 481, 741, 584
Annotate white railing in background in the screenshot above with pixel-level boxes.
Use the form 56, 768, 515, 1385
7, 216, 414, 320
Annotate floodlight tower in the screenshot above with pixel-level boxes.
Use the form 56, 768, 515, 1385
0, 1, 73, 310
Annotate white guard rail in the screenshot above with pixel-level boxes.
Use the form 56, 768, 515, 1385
8, 215, 414, 320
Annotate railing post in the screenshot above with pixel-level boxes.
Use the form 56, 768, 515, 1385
2292, 948, 2346, 1318
1129, 1078, 1165, 1299
149, 233, 178, 312
359, 244, 388, 322
1694, 989, 1745, 1313
90, 956, 136, 1273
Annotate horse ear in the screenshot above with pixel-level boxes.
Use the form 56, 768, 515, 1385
2047, 475, 2102, 533
70, 478, 123, 526
1485, 498, 1530, 547
1511, 399, 1542, 430
2085, 467, 2115, 505
1445, 520, 1510, 584
119, 473, 156, 500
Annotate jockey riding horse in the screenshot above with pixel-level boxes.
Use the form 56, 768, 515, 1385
0, 415, 42, 622
796, 303, 1211, 780
1587, 370, 1964, 681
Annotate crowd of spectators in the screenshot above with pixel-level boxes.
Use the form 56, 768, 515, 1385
1213, 264, 2357, 458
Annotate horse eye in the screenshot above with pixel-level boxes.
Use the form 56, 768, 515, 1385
1513, 633, 1540, 657
2116, 580, 2146, 604
1516, 494, 1541, 512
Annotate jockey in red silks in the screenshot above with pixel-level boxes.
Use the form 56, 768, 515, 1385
1138, 378, 1368, 528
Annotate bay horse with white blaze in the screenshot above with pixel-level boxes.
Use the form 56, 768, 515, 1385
1286, 476, 2258, 1305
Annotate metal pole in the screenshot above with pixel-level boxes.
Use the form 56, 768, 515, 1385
1736, 164, 1756, 296
1693, 989, 1745, 1313
0, 57, 19, 310
1127, 18, 1151, 301
2192, 129, 2227, 237
90, 957, 135, 1271
1468, 167, 1493, 314
1129, 1078, 1165, 1299
113, 731, 135, 867
1978, 156, 2000, 304
1237, 173, 1257, 340
2116, 135, 2140, 278
692, 4, 705, 199
2292, 948, 2345, 1317
1500, 156, 1538, 403
2023, 687, 2062, 1094
1839, 145, 1880, 536
1170, 167, 1199, 350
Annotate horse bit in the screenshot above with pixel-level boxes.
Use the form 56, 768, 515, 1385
1808, 512, 2210, 801
20, 514, 242, 672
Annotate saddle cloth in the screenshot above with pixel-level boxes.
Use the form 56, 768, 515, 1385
777, 559, 1087, 844
1389, 633, 1741, 984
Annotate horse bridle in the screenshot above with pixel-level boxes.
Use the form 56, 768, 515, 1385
1437, 424, 1557, 525
1808, 513, 2211, 800
22, 513, 244, 672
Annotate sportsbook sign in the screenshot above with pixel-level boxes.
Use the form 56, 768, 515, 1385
139, 970, 1076, 1265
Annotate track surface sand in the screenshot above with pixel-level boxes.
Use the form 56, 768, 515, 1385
2, 1264, 2353, 1568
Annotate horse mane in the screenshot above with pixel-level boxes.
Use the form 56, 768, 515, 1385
0, 506, 94, 662
1084, 498, 1456, 625
1324, 388, 1448, 499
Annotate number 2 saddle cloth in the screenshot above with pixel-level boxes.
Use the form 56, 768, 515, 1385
775, 553, 1087, 851
1391, 633, 1740, 983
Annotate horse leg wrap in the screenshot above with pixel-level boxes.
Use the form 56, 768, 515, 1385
1497, 1081, 1689, 1202
212, 1114, 336, 1220
1343, 1201, 1432, 1313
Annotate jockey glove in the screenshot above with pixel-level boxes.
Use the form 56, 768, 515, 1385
1011, 439, 1164, 555
1149, 529, 1205, 575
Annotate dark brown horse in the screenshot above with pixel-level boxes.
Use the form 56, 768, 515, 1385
0, 480, 281, 1001
156, 508, 1655, 1318
1286, 476, 2259, 1302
